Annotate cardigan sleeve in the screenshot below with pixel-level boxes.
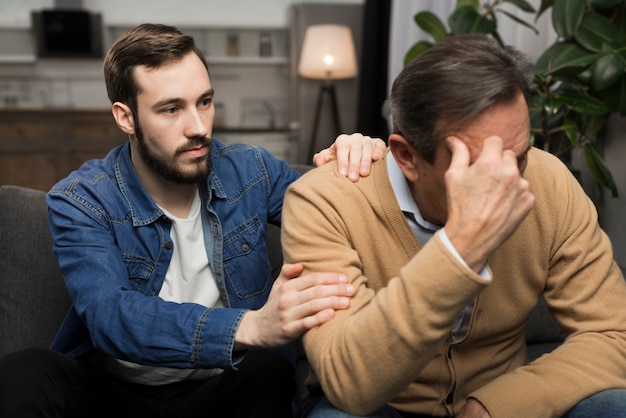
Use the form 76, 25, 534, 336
469, 150, 626, 418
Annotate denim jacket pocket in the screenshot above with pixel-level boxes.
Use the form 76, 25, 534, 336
222, 216, 272, 301
122, 254, 155, 293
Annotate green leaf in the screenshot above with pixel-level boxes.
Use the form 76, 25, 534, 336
552, 0, 586, 39
590, 0, 623, 9
541, 95, 567, 115
449, 6, 496, 35
414, 11, 449, 42
576, 67, 593, 83
456, 0, 480, 11
584, 143, 618, 198
574, 12, 620, 52
497, 9, 539, 35
404, 41, 433, 66
557, 114, 580, 147
576, 113, 609, 135
591, 48, 626, 91
599, 74, 626, 114
537, 0, 555, 20
617, 7, 626, 45
536, 42, 603, 76
560, 93, 609, 115
502, 0, 536, 13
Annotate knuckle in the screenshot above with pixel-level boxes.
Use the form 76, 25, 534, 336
278, 293, 296, 311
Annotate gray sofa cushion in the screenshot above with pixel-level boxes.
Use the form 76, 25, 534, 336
0, 185, 70, 358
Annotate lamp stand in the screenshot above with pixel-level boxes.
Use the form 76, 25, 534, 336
308, 80, 341, 161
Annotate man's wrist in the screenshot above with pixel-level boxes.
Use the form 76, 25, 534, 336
439, 229, 491, 281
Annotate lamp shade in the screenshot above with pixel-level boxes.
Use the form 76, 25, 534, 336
298, 24, 358, 80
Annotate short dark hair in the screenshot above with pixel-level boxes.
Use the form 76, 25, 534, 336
103, 23, 208, 117
390, 33, 534, 163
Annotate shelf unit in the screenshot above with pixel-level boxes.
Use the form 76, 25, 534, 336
0, 55, 37, 64
0, 24, 298, 180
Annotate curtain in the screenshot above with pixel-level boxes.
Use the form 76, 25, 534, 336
356, 0, 392, 140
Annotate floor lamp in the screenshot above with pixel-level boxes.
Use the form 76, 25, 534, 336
298, 24, 358, 161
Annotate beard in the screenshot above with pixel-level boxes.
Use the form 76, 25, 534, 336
134, 120, 212, 185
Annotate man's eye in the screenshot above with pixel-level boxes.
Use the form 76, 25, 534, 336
164, 107, 178, 115
200, 98, 212, 108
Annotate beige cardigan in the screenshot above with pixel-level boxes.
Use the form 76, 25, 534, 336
282, 148, 626, 418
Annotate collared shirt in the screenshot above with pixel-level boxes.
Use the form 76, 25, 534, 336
386, 152, 489, 340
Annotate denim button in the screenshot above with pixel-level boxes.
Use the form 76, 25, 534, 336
241, 243, 249, 252
165, 242, 173, 249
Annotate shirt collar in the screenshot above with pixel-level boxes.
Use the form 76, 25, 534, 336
386, 151, 440, 232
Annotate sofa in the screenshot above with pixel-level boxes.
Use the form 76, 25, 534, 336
0, 183, 565, 371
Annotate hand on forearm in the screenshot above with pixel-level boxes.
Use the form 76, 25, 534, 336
234, 263, 355, 350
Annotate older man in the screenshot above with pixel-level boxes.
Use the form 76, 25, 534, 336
282, 33, 626, 418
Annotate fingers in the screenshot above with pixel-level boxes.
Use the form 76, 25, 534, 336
277, 270, 355, 335
337, 133, 387, 182
444, 135, 535, 272
315, 133, 386, 182
356, 136, 386, 178
285, 308, 337, 335
279, 274, 354, 313
446, 135, 471, 172
312, 147, 334, 167
279, 264, 347, 289
371, 137, 386, 161
241, 267, 356, 348
333, 134, 358, 180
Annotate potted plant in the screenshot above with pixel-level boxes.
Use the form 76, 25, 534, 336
405, 0, 626, 198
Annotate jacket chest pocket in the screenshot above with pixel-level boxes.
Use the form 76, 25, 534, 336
123, 254, 156, 293
222, 216, 272, 301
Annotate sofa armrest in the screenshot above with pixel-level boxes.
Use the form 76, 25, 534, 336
0, 185, 70, 358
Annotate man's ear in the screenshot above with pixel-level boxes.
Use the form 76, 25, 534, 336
111, 102, 135, 136
388, 133, 419, 182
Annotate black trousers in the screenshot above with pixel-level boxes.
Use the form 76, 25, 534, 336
0, 347, 295, 418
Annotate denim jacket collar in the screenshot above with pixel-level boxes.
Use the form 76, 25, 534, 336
113, 142, 227, 227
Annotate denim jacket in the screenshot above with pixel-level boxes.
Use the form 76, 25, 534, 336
47, 140, 300, 370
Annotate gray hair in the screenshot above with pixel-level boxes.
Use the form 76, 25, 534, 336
390, 33, 534, 163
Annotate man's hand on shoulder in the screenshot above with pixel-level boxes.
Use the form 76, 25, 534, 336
313, 133, 386, 182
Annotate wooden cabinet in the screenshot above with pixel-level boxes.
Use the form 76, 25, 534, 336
0, 110, 126, 191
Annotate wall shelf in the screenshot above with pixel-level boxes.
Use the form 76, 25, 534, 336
0, 55, 37, 64
207, 56, 288, 66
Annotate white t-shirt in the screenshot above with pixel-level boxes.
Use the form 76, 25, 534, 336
106, 191, 225, 385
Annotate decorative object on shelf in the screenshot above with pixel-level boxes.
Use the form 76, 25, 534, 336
298, 24, 357, 160
214, 102, 226, 128
240, 97, 284, 129
32, 9, 103, 59
259, 32, 272, 57
227, 33, 239, 57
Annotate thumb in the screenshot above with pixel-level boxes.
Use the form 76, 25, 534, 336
446, 136, 470, 171
279, 263, 304, 280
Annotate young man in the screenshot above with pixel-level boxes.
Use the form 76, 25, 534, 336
0, 24, 384, 417
282, 33, 626, 418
